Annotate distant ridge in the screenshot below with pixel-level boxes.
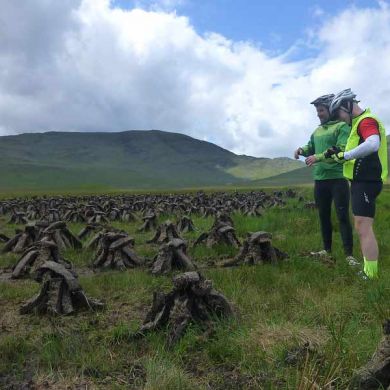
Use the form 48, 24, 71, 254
0, 130, 305, 190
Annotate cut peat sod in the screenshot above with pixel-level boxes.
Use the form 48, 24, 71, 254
222, 231, 288, 267
20, 261, 104, 315
92, 230, 144, 271
133, 271, 233, 347
151, 238, 196, 275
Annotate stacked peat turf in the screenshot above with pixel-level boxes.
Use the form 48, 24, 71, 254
20, 261, 104, 315
7, 211, 28, 225
87, 210, 109, 224
0, 202, 11, 215
222, 231, 288, 267
133, 271, 233, 346
147, 221, 182, 244
78, 223, 105, 241
121, 208, 137, 222
201, 206, 217, 218
64, 207, 86, 223
2, 225, 40, 254
26, 205, 41, 220
285, 189, 297, 198
45, 208, 61, 223
214, 212, 234, 226
92, 231, 144, 270
41, 221, 82, 250
108, 208, 121, 221
151, 238, 196, 275
0, 190, 300, 224
242, 204, 262, 217
138, 212, 157, 232
11, 238, 72, 279
177, 216, 196, 233
351, 320, 390, 389
86, 226, 126, 250
194, 215, 240, 248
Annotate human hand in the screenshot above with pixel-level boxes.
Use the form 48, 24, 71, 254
331, 151, 345, 162
324, 146, 341, 159
294, 148, 303, 159
305, 155, 317, 166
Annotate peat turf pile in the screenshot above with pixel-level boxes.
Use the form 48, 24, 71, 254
78, 223, 105, 241
92, 231, 144, 270
147, 220, 182, 245
11, 238, 72, 279
177, 216, 196, 233
20, 261, 104, 315
134, 271, 233, 346
137, 212, 157, 232
7, 211, 28, 225
151, 238, 196, 275
222, 231, 288, 266
41, 221, 82, 250
352, 320, 390, 389
194, 216, 240, 248
2, 225, 40, 254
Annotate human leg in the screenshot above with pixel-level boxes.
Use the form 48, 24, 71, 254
351, 181, 383, 278
332, 179, 353, 256
314, 180, 333, 252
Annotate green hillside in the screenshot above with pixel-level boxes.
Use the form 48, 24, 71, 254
226, 156, 303, 180
255, 166, 313, 186
0, 130, 303, 191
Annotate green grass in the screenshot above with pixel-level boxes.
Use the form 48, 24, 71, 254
0, 186, 389, 388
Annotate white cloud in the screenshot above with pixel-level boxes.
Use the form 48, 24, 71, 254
310, 5, 326, 18
119, 0, 187, 12
149, 0, 187, 11
0, 0, 389, 158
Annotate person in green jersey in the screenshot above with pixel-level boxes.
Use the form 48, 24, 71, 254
294, 94, 357, 265
326, 89, 388, 279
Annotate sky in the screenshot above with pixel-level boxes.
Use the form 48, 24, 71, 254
114, 0, 377, 54
0, 0, 389, 158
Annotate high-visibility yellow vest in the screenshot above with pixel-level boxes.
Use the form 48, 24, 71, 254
344, 109, 388, 182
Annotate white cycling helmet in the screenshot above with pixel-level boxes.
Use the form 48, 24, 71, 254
310, 94, 335, 108
329, 88, 357, 115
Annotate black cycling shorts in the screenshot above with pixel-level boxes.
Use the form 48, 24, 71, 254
350, 181, 383, 218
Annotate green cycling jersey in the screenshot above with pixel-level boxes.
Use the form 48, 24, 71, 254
301, 120, 351, 181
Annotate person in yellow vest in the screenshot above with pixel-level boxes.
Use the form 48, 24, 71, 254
326, 89, 388, 279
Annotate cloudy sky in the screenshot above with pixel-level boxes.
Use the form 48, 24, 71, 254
1, 0, 389, 158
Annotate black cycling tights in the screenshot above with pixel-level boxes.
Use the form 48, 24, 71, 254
314, 179, 353, 256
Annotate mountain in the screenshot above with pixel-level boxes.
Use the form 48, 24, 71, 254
254, 166, 313, 187
0, 130, 303, 191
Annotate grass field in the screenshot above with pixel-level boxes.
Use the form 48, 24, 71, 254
0, 186, 389, 389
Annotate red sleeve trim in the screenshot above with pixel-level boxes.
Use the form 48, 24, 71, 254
358, 118, 380, 140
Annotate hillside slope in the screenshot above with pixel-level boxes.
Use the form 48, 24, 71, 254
0, 130, 303, 190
